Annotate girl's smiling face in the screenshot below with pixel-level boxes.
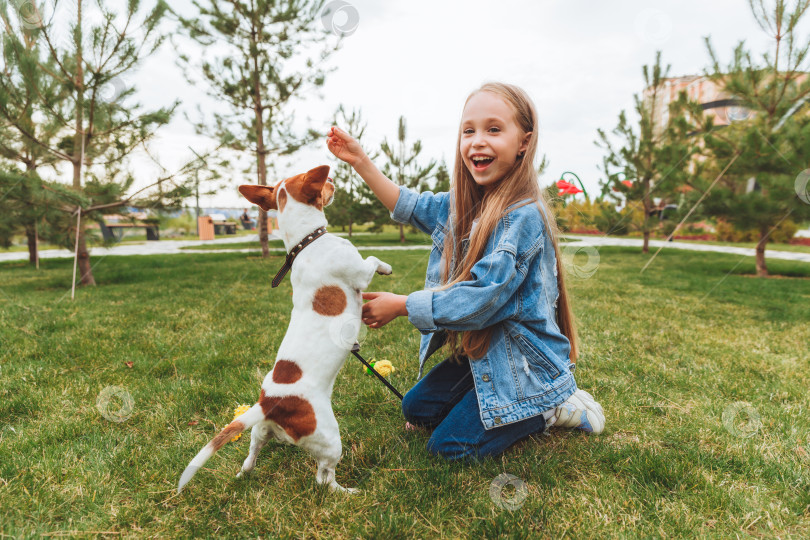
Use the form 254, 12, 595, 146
460, 91, 531, 190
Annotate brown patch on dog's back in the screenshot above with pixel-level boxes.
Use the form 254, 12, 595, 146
259, 390, 316, 441
211, 420, 245, 451
277, 189, 287, 212
312, 285, 347, 316
272, 360, 302, 384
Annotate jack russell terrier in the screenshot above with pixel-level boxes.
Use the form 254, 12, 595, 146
178, 165, 392, 494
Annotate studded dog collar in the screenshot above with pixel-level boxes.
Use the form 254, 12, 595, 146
272, 226, 328, 288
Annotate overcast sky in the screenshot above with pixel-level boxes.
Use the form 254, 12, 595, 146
120, 0, 789, 208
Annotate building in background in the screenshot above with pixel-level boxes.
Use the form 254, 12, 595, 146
625, 75, 753, 216
645, 75, 754, 135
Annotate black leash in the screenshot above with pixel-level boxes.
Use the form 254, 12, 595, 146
351, 343, 403, 401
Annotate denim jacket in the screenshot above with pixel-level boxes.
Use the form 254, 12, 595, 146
391, 185, 578, 430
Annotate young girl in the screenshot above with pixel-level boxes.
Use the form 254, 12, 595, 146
326, 82, 605, 460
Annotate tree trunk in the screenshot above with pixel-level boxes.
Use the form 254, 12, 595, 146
24, 164, 39, 269
72, 139, 94, 286
755, 228, 769, 277
348, 220, 352, 238
251, 21, 270, 258
258, 209, 269, 257
399, 223, 405, 243
71, 180, 96, 286
641, 188, 651, 254
25, 224, 37, 266
76, 233, 94, 285
72, 0, 95, 286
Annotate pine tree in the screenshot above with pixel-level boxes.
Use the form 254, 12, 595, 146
176, 0, 339, 257
353, 175, 392, 234
325, 106, 380, 237
0, 168, 86, 262
380, 116, 436, 242
433, 160, 450, 192
596, 52, 696, 253
0, 10, 67, 265
0, 0, 177, 285
695, 0, 810, 276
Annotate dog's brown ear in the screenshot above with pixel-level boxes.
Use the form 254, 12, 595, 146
238, 185, 277, 211
301, 165, 330, 201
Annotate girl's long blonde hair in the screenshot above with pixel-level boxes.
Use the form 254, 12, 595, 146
441, 82, 578, 362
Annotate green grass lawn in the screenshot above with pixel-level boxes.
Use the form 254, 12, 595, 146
1, 248, 809, 538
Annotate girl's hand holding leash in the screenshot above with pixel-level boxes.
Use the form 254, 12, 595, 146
361, 292, 408, 328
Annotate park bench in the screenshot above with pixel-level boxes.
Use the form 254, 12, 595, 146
208, 213, 238, 235
240, 215, 255, 230
99, 214, 160, 241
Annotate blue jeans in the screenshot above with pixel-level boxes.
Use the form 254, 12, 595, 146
401, 356, 547, 460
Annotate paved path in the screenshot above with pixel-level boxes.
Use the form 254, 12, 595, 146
562, 235, 810, 263
0, 234, 274, 262
1, 233, 809, 263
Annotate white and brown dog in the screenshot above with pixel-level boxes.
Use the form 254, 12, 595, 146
177, 165, 391, 494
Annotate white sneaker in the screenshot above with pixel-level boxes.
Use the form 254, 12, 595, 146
548, 389, 605, 434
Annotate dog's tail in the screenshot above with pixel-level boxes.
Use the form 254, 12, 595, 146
177, 403, 265, 493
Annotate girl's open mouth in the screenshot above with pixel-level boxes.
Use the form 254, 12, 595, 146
471, 156, 494, 171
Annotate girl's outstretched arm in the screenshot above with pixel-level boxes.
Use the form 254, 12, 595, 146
326, 126, 400, 212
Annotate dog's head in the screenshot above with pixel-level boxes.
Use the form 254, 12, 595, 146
238, 165, 335, 215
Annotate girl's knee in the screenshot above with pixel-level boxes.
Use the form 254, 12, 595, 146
401, 389, 420, 423
426, 432, 482, 461
401, 389, 435, 426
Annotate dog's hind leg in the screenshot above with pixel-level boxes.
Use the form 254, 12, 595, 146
237, 421, 272, 478
316, 450, 359, 495
306, 413, 359, 494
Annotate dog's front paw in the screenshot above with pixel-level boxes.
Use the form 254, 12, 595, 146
376, 262, 392, 275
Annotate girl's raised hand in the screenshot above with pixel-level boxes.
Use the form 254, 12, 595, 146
326, 126, 367, 167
